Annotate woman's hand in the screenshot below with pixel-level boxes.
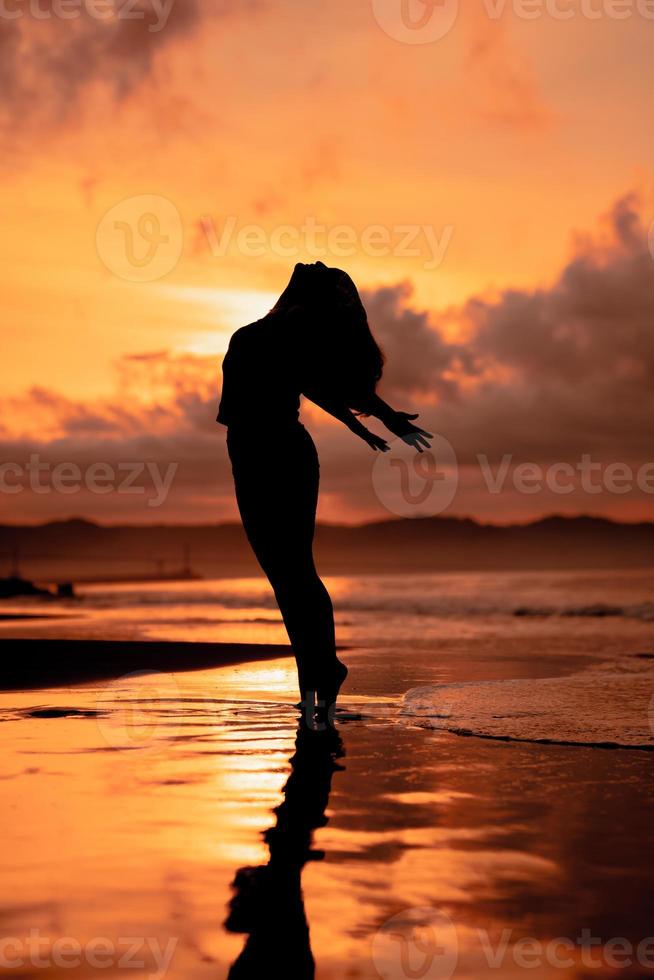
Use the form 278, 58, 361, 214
387, 411, 433, 453
360, 428, 390, 452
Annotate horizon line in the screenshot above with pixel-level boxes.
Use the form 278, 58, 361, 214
1, 513, 653, 531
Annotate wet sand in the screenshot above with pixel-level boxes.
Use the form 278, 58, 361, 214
1, 642, 653, 979
0, 638, 292, 690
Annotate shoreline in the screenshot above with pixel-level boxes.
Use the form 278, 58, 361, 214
0, 638, 293, 691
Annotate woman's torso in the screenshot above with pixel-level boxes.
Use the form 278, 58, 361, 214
217, 316, 302, 429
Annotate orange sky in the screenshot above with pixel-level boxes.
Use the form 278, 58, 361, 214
1, 0, 654, 524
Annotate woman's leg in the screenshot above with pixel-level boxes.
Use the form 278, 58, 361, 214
228, 427, 342, 704
266, 554, 337, 696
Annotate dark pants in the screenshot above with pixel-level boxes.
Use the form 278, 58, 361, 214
227, 422, 337, 694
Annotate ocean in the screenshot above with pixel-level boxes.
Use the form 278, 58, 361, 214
3, 568, 653, 749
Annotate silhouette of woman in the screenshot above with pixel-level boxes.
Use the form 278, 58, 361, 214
218, 262, 431, 722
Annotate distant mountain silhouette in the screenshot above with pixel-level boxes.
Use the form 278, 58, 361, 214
1, 515, 653, 582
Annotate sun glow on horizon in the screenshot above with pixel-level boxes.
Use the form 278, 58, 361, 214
161, 286, 279, 355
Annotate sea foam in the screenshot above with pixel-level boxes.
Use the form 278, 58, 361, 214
401, 669, 654, 750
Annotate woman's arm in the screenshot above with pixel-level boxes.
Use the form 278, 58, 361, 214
360, 393, 433, 453
359, 393, 398, 427
303, 387, 389, 452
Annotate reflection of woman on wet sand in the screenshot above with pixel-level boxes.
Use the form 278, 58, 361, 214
224, 724, 344, 979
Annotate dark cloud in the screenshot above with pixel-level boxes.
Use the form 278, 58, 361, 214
0, 0, 262, 135
440, 193, 654, 462
361, 282, 465, 402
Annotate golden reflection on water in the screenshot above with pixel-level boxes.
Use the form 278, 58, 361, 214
1, 652, 653, 979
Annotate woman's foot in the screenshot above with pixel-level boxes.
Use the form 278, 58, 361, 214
295, 688, 316, 725
315, 659, 348, 728
295, 663, 317, 723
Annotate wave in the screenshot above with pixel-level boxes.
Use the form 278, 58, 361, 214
401, 670, 654, 751
77, 582, 654, 622
514, 602, 654, 621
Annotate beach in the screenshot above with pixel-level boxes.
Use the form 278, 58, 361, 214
1, 570, 653, 978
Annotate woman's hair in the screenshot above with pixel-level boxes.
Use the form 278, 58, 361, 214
270, 262, 384, 413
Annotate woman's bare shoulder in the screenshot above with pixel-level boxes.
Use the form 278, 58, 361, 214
227, 317, 268, 347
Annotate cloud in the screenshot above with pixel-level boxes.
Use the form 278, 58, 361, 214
0, 0, 262, 136
361, 282, 465, 402
440, 193, 654, 461
4, 350, 218, 442
0, 350, 227, 522
2, 193, 654, 523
